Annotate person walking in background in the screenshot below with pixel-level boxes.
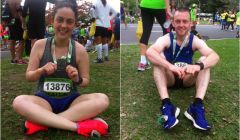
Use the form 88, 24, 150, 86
92, 0, 117, 63
220, 10, 228, 30
236, 10, 240, 38
226, 11, 236, 31
6, 0, 27, 64
190, 3, 197, 31
22, 0, 55, 49
169, 0, 176, 31
120, 1, 127, 30
137, 0, 171, 71
113, 13, 120, 50
12, 2, 109, 137
146, 7, 219, 130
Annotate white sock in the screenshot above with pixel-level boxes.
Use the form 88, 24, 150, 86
140, 55, 147, 65
103, 44, 108, 57
97, 44, 102, 59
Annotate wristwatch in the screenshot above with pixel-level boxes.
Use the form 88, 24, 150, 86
195, 62, 204, 70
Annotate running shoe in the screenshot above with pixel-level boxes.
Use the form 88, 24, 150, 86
23, 120, 48, 135
94, 58, 103, 63
137, 62, 151, 71
145, 62, 151, 70
77, 118, 108, 137
11, 59, 17, 64
17, 59, 28, 65
184, 103, 211, 130
104, 56, 109, 61
161, 103, 180, 129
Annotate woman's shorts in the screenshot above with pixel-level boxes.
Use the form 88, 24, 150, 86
35, 91, 80, 113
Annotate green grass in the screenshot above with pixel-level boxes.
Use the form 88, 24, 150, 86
121, 39, 239, 140
1, 49, 120, 140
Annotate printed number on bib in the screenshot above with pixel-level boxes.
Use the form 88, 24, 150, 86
174, 62, 188, 68
43, 78, 72, 93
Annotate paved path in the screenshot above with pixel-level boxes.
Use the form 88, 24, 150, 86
121, 24, 237, 45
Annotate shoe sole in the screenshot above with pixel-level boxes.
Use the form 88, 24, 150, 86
184, 111, 209, 130
93, 117, 108, 127
137, 68, 145, 71
91, 117, 109, 138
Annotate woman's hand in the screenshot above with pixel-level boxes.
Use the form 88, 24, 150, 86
66, 65, 79, 82
41, 62, 57, 75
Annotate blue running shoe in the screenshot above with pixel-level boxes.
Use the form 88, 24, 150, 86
161, 103, 180, 129
184, 104, 211, 130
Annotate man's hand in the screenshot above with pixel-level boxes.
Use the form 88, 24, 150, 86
66, 65, 79, 82
169, 65, 185, 79
184, 64, 201, 75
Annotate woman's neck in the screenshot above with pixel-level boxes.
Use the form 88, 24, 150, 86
54, 37, 69, 48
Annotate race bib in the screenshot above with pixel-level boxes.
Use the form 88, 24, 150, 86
43, 78, 72, 93
174, 62, 188, 67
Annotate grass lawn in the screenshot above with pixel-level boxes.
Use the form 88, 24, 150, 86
121, 39, 239, 140
1, 49, 120, 140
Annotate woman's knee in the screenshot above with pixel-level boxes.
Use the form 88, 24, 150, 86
12, 95, 30, 114
94, 93, 109, 110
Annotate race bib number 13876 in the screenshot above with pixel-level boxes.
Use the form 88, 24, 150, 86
43, 78, 72, 93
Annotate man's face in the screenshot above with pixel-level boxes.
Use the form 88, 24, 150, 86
172, 11, 191, 37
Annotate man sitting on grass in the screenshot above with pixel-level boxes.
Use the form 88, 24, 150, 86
146, 7, 219, 130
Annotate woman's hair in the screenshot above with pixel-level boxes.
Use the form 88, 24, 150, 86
53, 1, 78, 20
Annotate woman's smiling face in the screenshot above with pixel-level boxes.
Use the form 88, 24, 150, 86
53, 7, 75, 40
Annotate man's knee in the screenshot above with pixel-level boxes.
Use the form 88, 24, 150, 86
153, 66, 175, 87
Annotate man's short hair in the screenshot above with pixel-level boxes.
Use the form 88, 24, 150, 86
176, 6, 190, 13
174, 6, 191, 20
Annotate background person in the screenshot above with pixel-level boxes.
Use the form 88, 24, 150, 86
236, 10, 240, 38
92, 0, 117, 63
22, 0, 56, 49
137, 0, 171, 71
6, 0, 26, 64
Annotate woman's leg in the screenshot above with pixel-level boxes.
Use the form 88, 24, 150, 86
58, 93, 109, 122
12, 95, 77, 131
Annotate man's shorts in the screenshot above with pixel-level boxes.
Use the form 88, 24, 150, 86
94, 26, 108, 38
121, 14, 125, 21
172, 74, 184, 89
27, 21, 45, 39
8, 18, 23, 40
35, 91, 80, 113
107, 30, 112, 39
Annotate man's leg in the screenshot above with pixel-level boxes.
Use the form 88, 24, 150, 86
102, 37, 109, 61
183, 58, 211, 130
153, 66, 174, 100
8, 40, 16, 63
153, 65, 180, 129
94, 35, 103, 63
138, 8, 154, 71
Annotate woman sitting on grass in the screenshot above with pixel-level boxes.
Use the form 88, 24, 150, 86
12, 1, 109, 137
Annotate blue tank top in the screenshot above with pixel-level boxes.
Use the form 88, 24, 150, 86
37, 37, 78, 93
164, 32, 194, 64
